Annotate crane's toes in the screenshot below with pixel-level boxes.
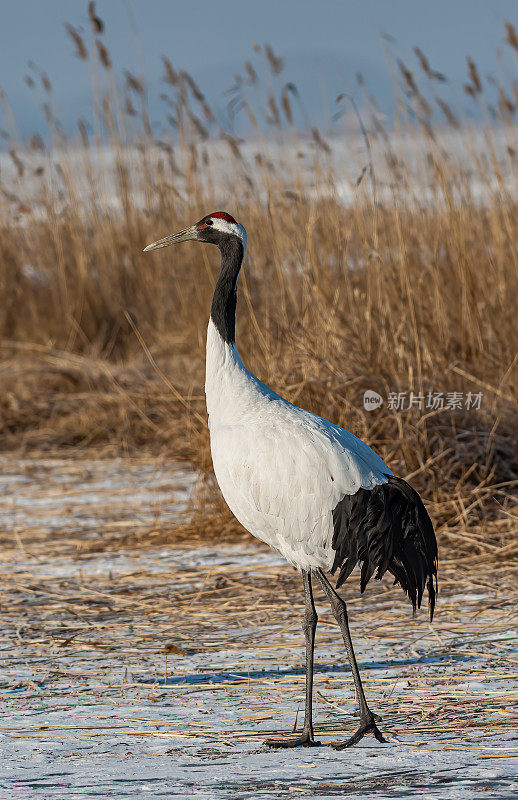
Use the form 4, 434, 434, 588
331, 717, 387, 750
265, 733, 321, 749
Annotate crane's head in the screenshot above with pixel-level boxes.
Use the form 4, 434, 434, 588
144, 211, 247, 254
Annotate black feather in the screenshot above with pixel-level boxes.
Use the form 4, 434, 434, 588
331, 475, 438, 620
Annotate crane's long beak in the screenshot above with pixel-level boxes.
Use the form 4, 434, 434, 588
143, 224, 198, 252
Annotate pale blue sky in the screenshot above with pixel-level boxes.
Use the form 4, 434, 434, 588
1, 0, 516, 136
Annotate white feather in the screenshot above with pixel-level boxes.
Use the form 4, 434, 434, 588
210, 217, 247, 250
205, 318, 392, 571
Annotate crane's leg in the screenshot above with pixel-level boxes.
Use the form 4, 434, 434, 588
265, 570, 321, 748
316, 569, 386, 749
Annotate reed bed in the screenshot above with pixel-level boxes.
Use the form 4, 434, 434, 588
0, 15, 516, 793
0, 5, 517, 564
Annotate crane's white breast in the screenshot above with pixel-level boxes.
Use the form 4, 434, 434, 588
205, 318, 391, 571
209, 420, 340, 570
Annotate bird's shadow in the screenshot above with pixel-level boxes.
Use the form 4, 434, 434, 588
147, 652, 475, 686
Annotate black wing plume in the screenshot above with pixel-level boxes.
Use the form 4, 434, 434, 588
331, 475, 438, 620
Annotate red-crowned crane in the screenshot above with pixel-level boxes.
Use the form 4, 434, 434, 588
144, 212, 438, 749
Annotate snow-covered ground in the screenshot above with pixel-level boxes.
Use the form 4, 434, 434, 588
2, 124, 517, 225
0, 457, 516, 799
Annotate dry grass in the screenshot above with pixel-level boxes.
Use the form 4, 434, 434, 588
0, 7, 517, 562
0, 456, 516, 786
1, 513, 516, 750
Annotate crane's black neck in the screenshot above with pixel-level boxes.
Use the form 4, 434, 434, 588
210, 236, 244, 344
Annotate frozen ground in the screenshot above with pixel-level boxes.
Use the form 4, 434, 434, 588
0, 457, 517, 799
2, 125, 517, 226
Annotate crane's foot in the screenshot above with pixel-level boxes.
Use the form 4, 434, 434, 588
331, 713, 387, 750
265, 730, 321, 749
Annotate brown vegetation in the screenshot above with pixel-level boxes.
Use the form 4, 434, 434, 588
0, 9, 517, 560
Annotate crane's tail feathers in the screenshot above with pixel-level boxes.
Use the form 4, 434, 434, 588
331, 476, 438, 620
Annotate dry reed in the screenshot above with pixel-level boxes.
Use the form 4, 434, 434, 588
0, 8, 516, 563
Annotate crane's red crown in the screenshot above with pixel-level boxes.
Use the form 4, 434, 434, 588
208, 211, 237, 223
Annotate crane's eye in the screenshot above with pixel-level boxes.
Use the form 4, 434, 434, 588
205, 218, 213, 226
